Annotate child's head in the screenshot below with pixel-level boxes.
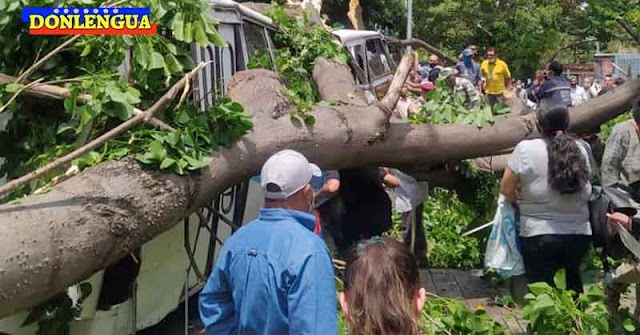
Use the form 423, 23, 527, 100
339, 236, 426, 335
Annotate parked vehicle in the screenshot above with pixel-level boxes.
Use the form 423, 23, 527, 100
332, 29, 396, 103
0, 1, 273, 333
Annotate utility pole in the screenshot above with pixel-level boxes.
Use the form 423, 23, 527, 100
406, 0, 413, 58
406, 0, 413, 40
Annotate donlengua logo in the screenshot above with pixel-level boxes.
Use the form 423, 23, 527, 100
22, 7, 157, 35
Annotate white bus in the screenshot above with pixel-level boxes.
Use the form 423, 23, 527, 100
0, 2, 400, 334
0, 1, 273, 334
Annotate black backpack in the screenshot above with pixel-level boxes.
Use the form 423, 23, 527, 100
589, 185, 637, 261
582, 141, 638, 268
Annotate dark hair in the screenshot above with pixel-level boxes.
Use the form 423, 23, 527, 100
343, 236, 421, 335
604, 74, 614, 79
486, 47, 497, 54
615, 77, 626, 86
548, 61, 563, 76
633, 98, 640, 124
537, 106, 588, 194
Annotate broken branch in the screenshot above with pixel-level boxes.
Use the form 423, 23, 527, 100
0, 73, 176, 131
0, 63, 208, 197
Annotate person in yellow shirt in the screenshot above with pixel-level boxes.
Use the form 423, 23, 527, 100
480, 47, 512, 106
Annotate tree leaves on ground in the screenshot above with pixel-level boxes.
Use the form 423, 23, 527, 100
522, 277, 639, 334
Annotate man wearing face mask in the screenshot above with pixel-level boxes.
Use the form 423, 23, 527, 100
480, 47, 512, 106
419, 54, 442, 83
456, 48, 481, 86
199, 149, 337, 335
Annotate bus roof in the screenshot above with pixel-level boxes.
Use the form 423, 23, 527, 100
332, 29, 383, 44
210, 0, 274, 27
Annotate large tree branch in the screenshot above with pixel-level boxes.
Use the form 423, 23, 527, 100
0, 73, 176, 131
347, 0, 365, 30
0, 64, 207, 198
617, 16, 640, 44
0, 58, 637, 316
386, 37, 458, 65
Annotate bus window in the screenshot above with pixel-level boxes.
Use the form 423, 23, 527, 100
244, 21, 272, 69
365, 38, 392, 81
350, 44, 369, 84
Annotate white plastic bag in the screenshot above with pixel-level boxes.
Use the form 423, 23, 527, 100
484, 195, 525, 278
388, 169, 428, 213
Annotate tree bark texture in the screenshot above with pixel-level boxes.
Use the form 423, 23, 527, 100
347, 0, 365, 30
0, 57, 638, 316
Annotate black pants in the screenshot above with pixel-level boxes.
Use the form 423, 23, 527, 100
317, 195, 392, 257
520, 234, 591, 294
486, 93, 504, 106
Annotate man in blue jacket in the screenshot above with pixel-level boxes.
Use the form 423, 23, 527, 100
199, 149, 337, 335
528, 61, 572, 110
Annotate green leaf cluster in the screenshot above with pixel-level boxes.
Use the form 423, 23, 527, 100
337, 296, 508, 335
387, 170, 499, 269
0, 0, 238, 201
249, 4, 350, 126
66, 98, 252, 176
522, 274, 638, 334
134, 98, 252, 174
600, 111, 632, 141
408, 81, 509, 127
422, 188, 483, 269
420, 296, 508, 335
154, 0, 225, 47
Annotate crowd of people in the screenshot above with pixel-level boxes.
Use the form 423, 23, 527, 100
396, 44, 631, 120
196, 44, 639, 334
198, 150, 428, 334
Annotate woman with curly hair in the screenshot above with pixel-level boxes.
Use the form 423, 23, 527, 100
500, 105, 592, 294
339, 236, 427, 335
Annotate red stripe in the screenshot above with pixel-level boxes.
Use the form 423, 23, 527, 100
29, 23, 157, 35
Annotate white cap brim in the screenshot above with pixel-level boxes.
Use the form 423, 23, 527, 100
310, 163, 322, 177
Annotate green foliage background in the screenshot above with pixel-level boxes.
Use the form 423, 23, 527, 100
322, 0, 640, 78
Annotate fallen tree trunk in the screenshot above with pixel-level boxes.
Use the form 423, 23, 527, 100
0, 56, 638, 315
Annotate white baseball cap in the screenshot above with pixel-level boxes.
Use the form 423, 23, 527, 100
260, 149, 322, 200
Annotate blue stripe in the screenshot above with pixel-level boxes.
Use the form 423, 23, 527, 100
22, 7, 151, 23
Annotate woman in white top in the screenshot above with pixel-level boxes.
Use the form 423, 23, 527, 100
500, 105, 592, 294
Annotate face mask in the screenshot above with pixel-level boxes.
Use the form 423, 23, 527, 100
463, 55, 472, 67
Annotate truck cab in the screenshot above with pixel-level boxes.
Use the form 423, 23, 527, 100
332, 29, 397, 102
